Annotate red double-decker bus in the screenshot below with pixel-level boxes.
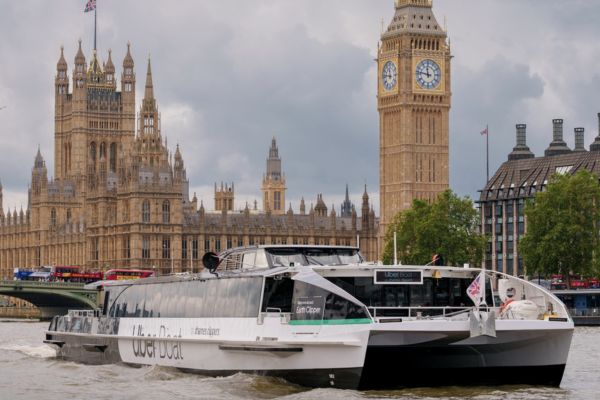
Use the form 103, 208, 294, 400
50, 266, 103, 283
104, 269, 155, 281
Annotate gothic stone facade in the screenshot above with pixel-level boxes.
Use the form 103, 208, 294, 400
377, 0, 451, 248
0, 42, 378, 278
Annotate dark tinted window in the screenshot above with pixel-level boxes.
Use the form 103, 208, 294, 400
327, 277, 475, 316
262, 278, 294, 312
110, 277, 263, 318
291, 281, 368, 321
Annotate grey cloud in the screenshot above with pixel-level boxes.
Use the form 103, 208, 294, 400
450, 57, 545, 198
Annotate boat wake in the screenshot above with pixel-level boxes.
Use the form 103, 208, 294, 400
0, 343, 57, 359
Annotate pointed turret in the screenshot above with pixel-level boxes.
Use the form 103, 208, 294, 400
362, 185, 370, 225
34, 147, 45, 169
262, 137, 286, 214
315, 194, 328, 217
55, 46, 69, 98
144, 58, 154, 100
341, 184, 353, 218
123, 42, 134, 69
300, 197, 306, 215
74, 39, 86, 66
174, 144, 186, 183
57, 46, 68, 72
122, 42, 136, 115
105, 49, 115, 74
31, 148, 48, 196
73, 39, 87, 96
105, 49, 116, 87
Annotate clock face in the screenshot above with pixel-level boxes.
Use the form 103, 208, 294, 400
382, 61, 397, 91
415, 59, 441, 89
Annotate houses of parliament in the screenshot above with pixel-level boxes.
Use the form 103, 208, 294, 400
0, 0, 451, 277
0, 41, 378, 277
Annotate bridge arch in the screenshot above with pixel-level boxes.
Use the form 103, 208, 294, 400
0, 281, 99, 319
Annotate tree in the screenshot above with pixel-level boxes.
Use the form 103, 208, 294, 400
382, 190, 486, 266
519, 170, 600, 283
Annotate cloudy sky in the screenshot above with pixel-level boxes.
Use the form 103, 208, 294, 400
1, 0, 599, 214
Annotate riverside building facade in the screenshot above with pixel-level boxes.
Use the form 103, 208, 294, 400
0, 42, 378, 279
478, 116, 600, 276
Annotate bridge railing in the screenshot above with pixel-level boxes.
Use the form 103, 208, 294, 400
0, 280, 87, 289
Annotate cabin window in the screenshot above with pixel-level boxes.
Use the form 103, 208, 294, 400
241, 251, 256, 269
291, 281, 369, 322
261, 277, 294, 313
255, 249, 268, 268
110, 278, 263, 318
327, 277, 478, 317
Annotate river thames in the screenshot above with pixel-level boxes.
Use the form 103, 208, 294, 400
0, 321, 596, 400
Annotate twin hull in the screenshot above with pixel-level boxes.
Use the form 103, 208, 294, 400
47, 316, 573, 389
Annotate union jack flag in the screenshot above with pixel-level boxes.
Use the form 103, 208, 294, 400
467, 271, 485, 307
84, 0, 96, 13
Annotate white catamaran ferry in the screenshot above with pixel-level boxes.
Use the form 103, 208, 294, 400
45, 246, 573, 389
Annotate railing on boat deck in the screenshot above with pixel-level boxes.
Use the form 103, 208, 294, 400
369, 306, 488, 320
568, 308, 600, 317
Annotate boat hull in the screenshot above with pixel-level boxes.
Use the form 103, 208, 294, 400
359, 320, 573, 389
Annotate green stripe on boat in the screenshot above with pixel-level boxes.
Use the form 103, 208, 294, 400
289, 318, 372, 325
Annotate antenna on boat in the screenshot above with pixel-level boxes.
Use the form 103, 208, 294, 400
393, 232, 398, 265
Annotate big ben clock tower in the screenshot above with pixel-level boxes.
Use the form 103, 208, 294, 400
378, 0, 451, 248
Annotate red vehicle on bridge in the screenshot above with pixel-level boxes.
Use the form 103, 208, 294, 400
103, 269, 155, 281
50, 266, 103, 283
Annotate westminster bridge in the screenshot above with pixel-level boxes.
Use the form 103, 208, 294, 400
0, 280, 99, 319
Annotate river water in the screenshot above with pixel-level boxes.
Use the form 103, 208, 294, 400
0, 321, 596, 400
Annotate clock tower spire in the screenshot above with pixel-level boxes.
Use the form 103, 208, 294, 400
377, 0, 451, 253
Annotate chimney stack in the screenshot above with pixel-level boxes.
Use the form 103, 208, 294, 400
590, 113, 600, 151
508, 124, 534, 161
544, 118, 571, 156
553, 119, 563, 142
573, 127, 586, 152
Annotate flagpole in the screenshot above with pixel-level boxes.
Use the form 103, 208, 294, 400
486, 124, 489, 183
94, 5, 97, 51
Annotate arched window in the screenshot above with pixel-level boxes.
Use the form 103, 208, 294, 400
99, 142, 106, 160
90, 142, 97, 162
109, 143, 117, 173
162, 200, 170, 224
142, 200, 150, 223
50, 208, 57, 226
